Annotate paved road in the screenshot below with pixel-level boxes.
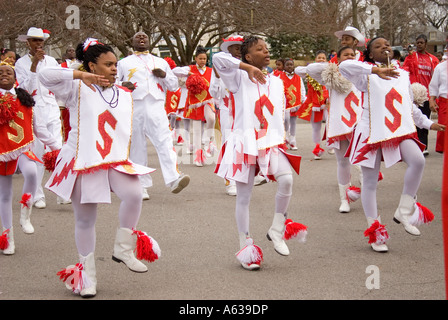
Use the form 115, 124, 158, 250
1, 120, 446, 303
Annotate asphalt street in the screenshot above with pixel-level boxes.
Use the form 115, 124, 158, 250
1, 120, 446, 303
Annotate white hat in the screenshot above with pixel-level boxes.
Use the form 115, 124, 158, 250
17, 27, 50, 42
334, 26, 365, 47
220, 35, 244, 53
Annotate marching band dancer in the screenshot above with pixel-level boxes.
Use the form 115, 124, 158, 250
214, 36, 306, 270
15, 27, 64, 209
117, 32, 190, 200
295, 51, 329, 159
173, 46, 217, 166
339, 37, 445, 252
210, 35, 244, 196
38, 39, 161, 297
1, 61, 60, 254
306, 47, 363, 213
277, 58, 306, 151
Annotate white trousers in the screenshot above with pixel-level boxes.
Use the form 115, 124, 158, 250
130, 96, 179, 187
32, 104, 63, 201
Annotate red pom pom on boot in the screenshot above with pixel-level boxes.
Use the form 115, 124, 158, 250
364, 217, 389, 252
236, 234, 263, 270
409, 202, 435, 227
132, 229, 161, 263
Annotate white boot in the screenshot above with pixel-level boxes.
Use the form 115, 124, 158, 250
58, 252, 97, 297
226, 180, 237, 196
20, 206, 34, 234
79, 252, 97, 298
393, 194, 421, 236
237, 233, 262, 270
366, 217, 388, 252
112, 227, 148, 273
338, 184, 351, 213
289, 135, 298, 150
266, 213, 290, 256
142, 188, 150, 201
2, 228, 15, 255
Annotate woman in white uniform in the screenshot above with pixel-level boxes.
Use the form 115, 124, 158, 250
213, 36, 306, 270
306, 47, 363, 213
339, 37, 445, 253
38, 39, 160, 298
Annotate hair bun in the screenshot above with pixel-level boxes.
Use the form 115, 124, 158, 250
75, 43, 85, 62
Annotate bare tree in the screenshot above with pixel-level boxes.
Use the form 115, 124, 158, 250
2, 0, 446, 63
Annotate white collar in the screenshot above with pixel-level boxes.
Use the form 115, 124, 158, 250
0, 87, 16, 95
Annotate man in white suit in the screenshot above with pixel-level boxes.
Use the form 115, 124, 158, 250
15, 27, 64, 209
117, 32, 189, 199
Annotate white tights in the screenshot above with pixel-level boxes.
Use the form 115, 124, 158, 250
361, 139, 425, 219
284, 112, 297, 138
310, 112, 322, 144
71, 169, 142, 256
192, 105, 215, 152
0, 155, 37, 229
334, 139, 352, 186
235, 152, 293, 235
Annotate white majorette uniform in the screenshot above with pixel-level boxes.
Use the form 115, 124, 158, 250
38, 67, 154, 203
15, 51, 63, 204
211, 35, 244, 146
117, 52, 180, 188
306, 61, 363, 213
212, 53, 305, 270
306, 62, 362, 150
339, 60, 433, 169
212, 53, 301, 183
210, 54, 236, 147
339, 59, 436, 251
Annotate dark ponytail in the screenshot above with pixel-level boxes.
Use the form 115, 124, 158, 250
15, 87, 35, 108
75, 41, 114, 73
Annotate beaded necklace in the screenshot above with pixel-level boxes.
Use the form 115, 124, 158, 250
93, 84, 119, 108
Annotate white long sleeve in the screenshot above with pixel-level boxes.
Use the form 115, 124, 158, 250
37, 67, 77, 108
305, 62, 328, 84
209, 73, 223, 100
172, 66, 191, 77
300, 77, 307, 103
211, 52, 242, 93
413, 103, 433, 130
338, 60, 373, 92
294, 66, 307, 78
428, 61, 448, 98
